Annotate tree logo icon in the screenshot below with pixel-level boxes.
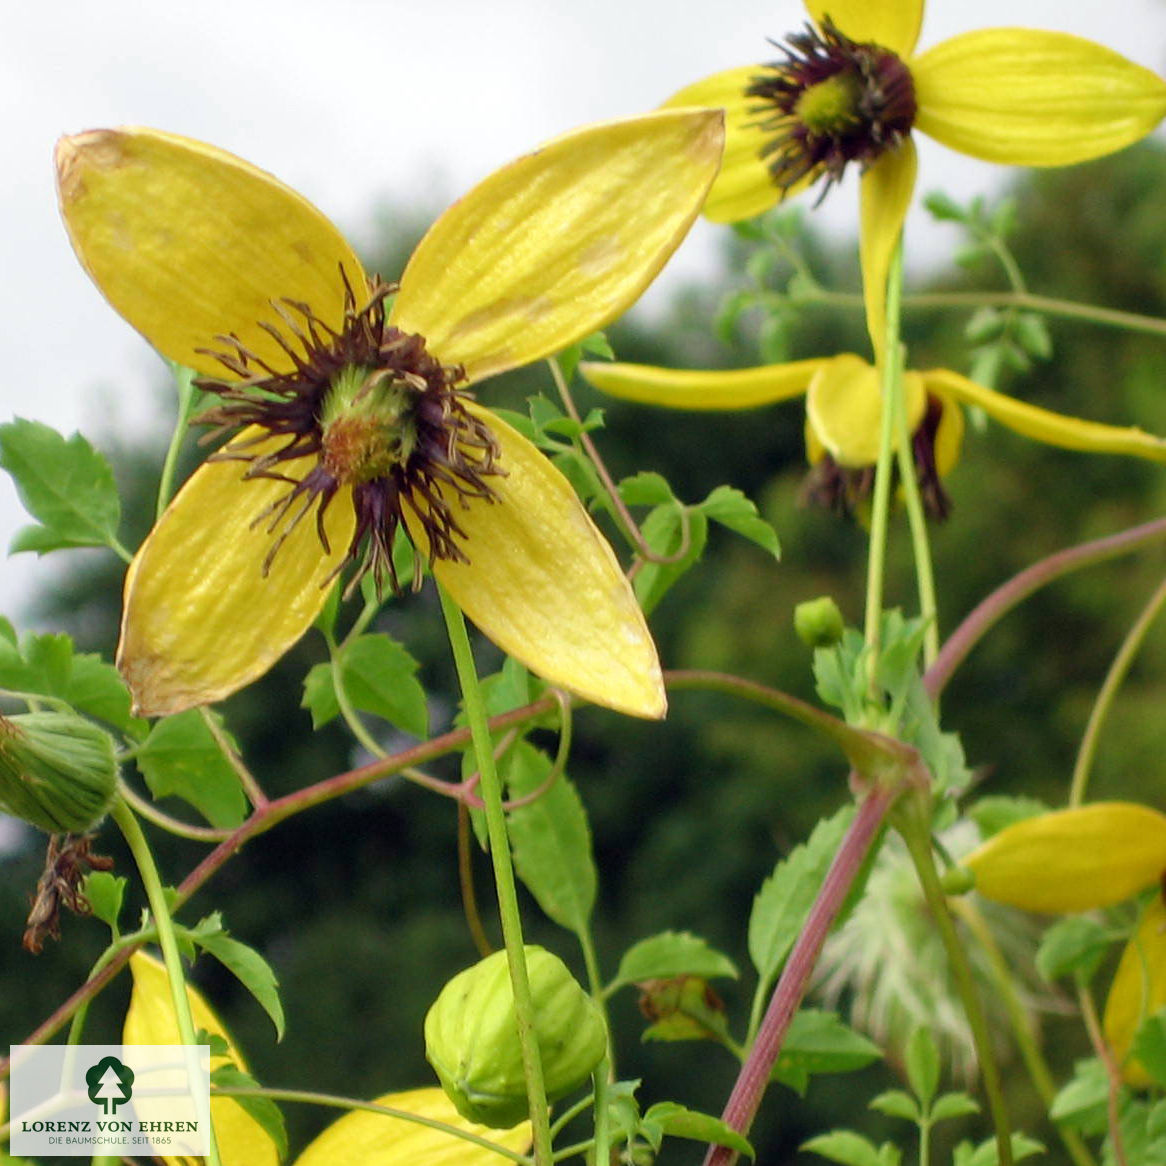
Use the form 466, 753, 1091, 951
85, 1055, 135, 1115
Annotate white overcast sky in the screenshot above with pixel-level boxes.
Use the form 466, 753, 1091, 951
4, 0, 1166, 617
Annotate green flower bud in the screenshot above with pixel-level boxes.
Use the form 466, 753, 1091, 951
425, 946, 607, 1129
0, 712, 118, 833
794, 595, 845, 648
940, 864, 976, 896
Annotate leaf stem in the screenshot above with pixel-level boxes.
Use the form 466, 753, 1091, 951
156, 362, 200, 520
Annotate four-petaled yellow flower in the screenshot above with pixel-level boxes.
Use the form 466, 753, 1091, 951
581, 353, 1166, 517
665, 0, 1166, 351
967, 803, 1166, 1086
56, 115, 725, 721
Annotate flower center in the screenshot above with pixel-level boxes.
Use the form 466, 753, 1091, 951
747, 17, 916, 195
194, 270, 503, 594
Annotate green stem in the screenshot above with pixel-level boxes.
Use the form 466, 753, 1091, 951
157, 362, 200, 520
1069, 572, 1166, 807
198, 707, 268, 809
111, 799, 221, 1166
437, 585, 553, 1165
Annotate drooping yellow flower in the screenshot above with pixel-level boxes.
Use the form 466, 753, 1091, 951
56, 116, 725, 721
665, 2, 1166, 350
967, 803, 1166, 1086
581, 353, 1166, 518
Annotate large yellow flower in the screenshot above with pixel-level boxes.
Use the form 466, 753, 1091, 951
665, 2, 1166, 350
56, 116, 725, 720
967, 804, 1166, 1087
581, 354, 1166, 517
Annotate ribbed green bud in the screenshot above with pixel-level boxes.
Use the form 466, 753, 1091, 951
0, 712, 118, 833
794, 595, 846, 648
425, 946, 607, 1129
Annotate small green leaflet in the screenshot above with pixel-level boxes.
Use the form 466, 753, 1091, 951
82, 871, 127, 932
952, 1133, 1044, 1166
801, 1130, 901, 1166
1035, 915, 1114, 983
1049, 1058, 1108, 1135
210, 1063, 288, 1158
189, 913, 285, 1040
904, 1026, 939, 1107
641, 1103, 754, 1159
700, 486, 780, 558
1133, 1011, 1166, 1089
771, 1010, 882, 1095
610, 931, 738, 991
0, 419, 121, 554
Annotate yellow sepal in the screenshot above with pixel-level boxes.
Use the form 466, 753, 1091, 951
124, 952, 279, 1166
932, 393, 965, 477
1103, 896, 1166, 1088
805, 0, 924, 58
413, 405, 665, 719
391, 110, 724, 383
923, 369, 1166, 461
580, 358, 825, 411
294, 1087, 531, 1165
913, 29, 1166, 166
859, 141, 916, 360
967, 804, 1166, 913
118, 431, 354, 717
55, 127, 364, 377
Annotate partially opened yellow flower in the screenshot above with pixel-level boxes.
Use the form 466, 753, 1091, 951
967, 803, 1166, 1086
665, 2, 1166, 349
56, 116, 724, 720
581, 353, 1166, 518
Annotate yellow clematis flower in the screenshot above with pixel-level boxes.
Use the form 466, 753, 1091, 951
56, 115, 725, 721
580, 353, 1166, 518
664, 1, 1166, 350
967, 803, 1166, 1086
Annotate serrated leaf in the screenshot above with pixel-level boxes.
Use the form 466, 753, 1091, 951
1049, 1058, 1108, 1135
68, 653, 146, 737
612, 932, 738, 990
642, 1102, 754, 1158
699, 485, 780, 558
505, 742, 596, 935
195, 931, 285, 1041
931, 1092, 980, 1122
83, 871, 127, 931
0, 419, 121, 552
135, 710, 248, 828
605, 1079, 641, 1146
801, 1130, 886, 1166
905, 1027, 940, 1107
773, 1010, 882, 1084
1036, 916, 1114, 984
633, 504, 708, 616
869, 1090, 919, 1122
619, 471, 677, 507
210, 1063, 288, 1159
551, 447, 606, 509
749, 807, 853, 984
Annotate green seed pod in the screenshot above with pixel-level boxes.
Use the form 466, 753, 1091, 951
0, 711, 118, 833
425, 946, 607, 1129
794, 595, 845, 648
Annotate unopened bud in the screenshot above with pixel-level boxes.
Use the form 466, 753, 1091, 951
794, 596, 845, 648
940, 865, 976, 896
425, 946, 606, 1128
0, 712, 118, 833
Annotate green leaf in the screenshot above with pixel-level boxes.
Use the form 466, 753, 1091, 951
605, 1079, 641, 1147
301, 634, 428, 738
642, 1102, 754, 1159
930, 1092, 981, 1122
83, 871, 127, 932
772, 1010, 882, 1089
868, 1090, 919, 1122
551, 448, 606, 509
504, 742, 596, 935
801, 1130, 889, 1166
195, 929, 285, 1040
619, 471, 677, 507
905, 1027, 940, 1107
968, 796, 1049, 840
959, 1133, 1045, 1166
611, 931, 738, 990
923, 191, 967, 223
210, 1063, 288, 1158
1036, 915, 1114, 984
68, 653, 145, 737
135, 710, 248, 828
1133, 1010, 1166, 1089
699, 485, 780, 558
1049, 1058, 1108, 1135
633, 504, 709, 616
749, 806, 853, 984
0, 419, 121, 553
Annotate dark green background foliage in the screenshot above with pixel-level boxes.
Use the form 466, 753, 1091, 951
5, 145, 1166, 1162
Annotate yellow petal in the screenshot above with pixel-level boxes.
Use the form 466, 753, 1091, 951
859, 140, 917, 360
391, 110, 724, 383
56, 127, 365, 377
579, 358, 825, 410
413, 405, 665, 719
967, 803, 1166, 913
805, 355, 925, 467
295, 1087, 531, 1165
932, 392, 965, 476
124, 952, 279, 1166
662, 67, 793, 223
923, 369, 1166, 461
805, 0, 924, 58
1103, 897, 1166, 1087
913, 29, 1166, 165
118, 432, 354, 717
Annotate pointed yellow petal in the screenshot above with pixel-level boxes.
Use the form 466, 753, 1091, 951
391, 110, 724, 383
118, 433, 354, 717
932, 392, 965, 476
860, 140, 917, 360
923, 369, 1166, 461
295, 1087, 531, 1165
412, 405, 664, 719
56, 128, 365, 377
805, 0, 924, 57
662, 67, 797, 223
124, 952, 279, 1166
580, 358, 825, 410
967, 804, 1166, 913
805, 355, 925, 467
913, 30, 1166, 165
1103, 897, 1166, 1087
